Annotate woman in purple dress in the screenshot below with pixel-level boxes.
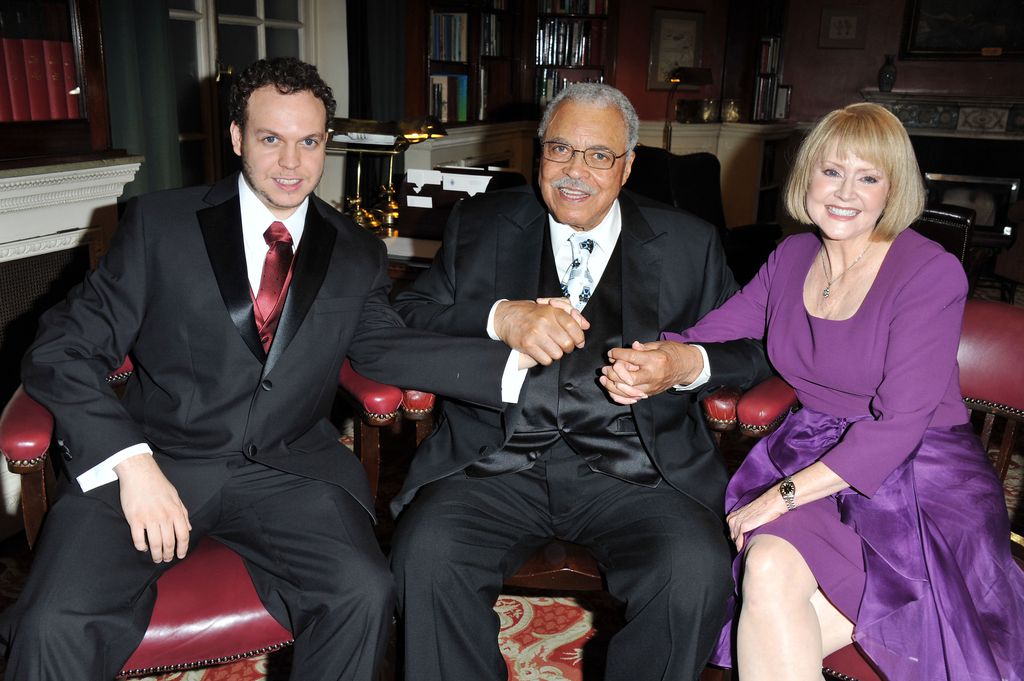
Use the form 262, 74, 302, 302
602, 103, 1024, 680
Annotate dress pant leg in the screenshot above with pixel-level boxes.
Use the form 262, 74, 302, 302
210, 461, 394, 681
0, 490, 197, 681
390, 466, 552, 681
549, 452, 733, 681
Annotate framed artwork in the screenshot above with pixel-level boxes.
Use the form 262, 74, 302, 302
901, 0, 1024, 59
818, 6, 867, 49
646, 10, 703, 90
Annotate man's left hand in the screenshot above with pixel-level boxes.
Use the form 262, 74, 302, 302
600, 340, 704, 404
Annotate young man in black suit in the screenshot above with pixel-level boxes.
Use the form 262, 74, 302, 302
390, 83, 771, 681
0, 57, 517, 681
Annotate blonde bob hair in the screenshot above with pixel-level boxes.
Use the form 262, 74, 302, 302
784, 102, 925, 241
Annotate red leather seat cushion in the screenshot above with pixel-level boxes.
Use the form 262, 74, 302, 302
120, 538, 292, 676
958, 299, 1024, 412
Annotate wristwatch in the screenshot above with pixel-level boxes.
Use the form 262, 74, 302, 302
779, 476, 796, 511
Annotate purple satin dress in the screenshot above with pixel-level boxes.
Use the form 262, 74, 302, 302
667, 230, 1024, 680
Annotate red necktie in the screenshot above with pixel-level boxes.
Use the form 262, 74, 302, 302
254, 221, 294, 352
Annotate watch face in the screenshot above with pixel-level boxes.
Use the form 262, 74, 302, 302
780, 480, 795, 497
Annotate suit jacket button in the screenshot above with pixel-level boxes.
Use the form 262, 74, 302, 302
62, 448, 72, 461
562, 382, 574, 391
246, 444, 258, 457
261, 379, 273, 391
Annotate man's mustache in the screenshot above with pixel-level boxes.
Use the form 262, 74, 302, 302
551, 177, 596, 195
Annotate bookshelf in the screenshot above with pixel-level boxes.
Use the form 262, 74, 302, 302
406, 1, 617, 127
0, 0, 113, 163
407, 1, 526, 126
751, 34, 791, 122
534, 1, 613, 107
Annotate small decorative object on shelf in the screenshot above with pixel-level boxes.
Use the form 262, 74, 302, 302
877, 54, 897, 93
722, 98, 741, 122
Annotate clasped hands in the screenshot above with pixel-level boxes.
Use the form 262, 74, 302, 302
493, 298, 703, 401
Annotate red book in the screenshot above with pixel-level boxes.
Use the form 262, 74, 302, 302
42, 39, 66, 118
2, 38, 30, 121
21, 38, 50, 120
0, 40, 13, 121
61, 41, 78, 117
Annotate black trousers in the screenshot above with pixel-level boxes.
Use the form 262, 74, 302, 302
0, 459, 394, 681
390, 441, 732, 681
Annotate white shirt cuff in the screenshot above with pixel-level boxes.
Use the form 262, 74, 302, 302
486, 299, 508, 341
500, 350, 528, 403
671, 344, 711, 391
77, 443, 153, 492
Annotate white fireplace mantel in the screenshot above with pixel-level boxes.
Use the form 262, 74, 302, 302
0, 156, 143, 263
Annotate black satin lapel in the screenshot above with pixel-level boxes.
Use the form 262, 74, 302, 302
198, 199, 265, 363
618, 195, 664, 444
496, 210, 548, 438
495, 209, 547, 302
264, 205, 336, 376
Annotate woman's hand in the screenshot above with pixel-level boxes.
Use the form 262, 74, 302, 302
726, 485, 789, 551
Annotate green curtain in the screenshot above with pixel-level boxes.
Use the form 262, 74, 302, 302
100, 0, 181, 201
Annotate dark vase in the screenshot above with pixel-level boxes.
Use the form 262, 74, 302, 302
878, 54, 897, 92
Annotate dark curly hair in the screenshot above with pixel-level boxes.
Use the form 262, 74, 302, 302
229, 57, 336, 131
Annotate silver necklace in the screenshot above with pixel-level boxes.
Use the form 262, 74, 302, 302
820, 243, 871, 298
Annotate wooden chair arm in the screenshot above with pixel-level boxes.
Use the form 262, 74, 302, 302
737, 375, 798, 437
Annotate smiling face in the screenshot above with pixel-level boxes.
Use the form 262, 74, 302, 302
806, 150, 890, 245
538, 100, 634, 232
230, 85, 327, 219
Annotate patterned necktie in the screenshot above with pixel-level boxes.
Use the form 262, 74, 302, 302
560, 232, 595, 311
254, 221, 294, 351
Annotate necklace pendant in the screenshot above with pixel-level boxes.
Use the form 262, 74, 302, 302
822, 286, 831, 298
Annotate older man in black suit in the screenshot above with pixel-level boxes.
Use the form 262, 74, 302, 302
390, 83, 771, 681
0, 58, 519, 681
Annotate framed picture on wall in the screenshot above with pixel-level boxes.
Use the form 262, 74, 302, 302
646, 10, 703, 90
901, 0, 1024, 59
818, 6, 867, 49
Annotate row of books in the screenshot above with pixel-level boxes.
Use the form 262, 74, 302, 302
535, 68, 603, 107
751, 35, 784, 122
429, 73, 470, 123
1, 37, 80, 122
430, 12, 469, 62
1, 2, 80, 122
480, 12, 507, 57
535, 17, 604, 67
538, 0, 609, 15
752, 75, 791, 122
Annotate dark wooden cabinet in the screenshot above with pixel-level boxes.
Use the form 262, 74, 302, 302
0, 0, 113, 164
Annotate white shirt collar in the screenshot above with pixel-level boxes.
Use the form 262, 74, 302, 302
547, 199, 622, 256
237, 174, 308, 246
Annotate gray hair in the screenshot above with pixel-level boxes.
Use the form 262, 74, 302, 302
537, 83, 639, 154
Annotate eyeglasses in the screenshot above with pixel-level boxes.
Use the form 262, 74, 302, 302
540, 141, 629, 170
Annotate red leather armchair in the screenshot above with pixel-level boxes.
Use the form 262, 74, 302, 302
727, 298, 1024, 681
0, 359, 415, 678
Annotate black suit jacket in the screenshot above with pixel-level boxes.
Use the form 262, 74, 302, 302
391, 186, 771, 516
22, 174, 509, 519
